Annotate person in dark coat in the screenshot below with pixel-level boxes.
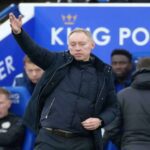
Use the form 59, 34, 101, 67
9, 13, 117, 150
103, 49, 135, 150
103, 57, 150, 150
0, 87, 25, 150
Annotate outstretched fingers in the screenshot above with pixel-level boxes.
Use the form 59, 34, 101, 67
9, 12, 22, 34
18, 15, 23, 22
9, 13, 16, 21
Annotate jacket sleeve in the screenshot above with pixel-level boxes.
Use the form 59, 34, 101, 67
13, 29, 57, 70
0, 118, 25, 146
99, 69, 118, 126
102, 103, 122, 149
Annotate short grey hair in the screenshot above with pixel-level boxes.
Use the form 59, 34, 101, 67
68, 28, 93, 41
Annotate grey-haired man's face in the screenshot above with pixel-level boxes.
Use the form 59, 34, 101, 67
68, 32, 95, 62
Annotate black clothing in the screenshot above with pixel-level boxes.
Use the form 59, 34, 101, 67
34, 128, 94, 150
103, 65, 134, 148
103, 69, 150, 150
13, 30, 117, 150
0, 113, 25, 150
13, 71, 36, 94
40, 59, 98, 135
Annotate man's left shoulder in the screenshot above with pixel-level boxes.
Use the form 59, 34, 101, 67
103, 64, 112, 74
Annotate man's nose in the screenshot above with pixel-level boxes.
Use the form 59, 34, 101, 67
115, 63, 123, 69
75, 44, 81, 51
32, 71, 37, 76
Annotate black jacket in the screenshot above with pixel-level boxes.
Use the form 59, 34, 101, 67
0, 113, 25, 150
12, 71, 35, 94
13, 30, 117, 150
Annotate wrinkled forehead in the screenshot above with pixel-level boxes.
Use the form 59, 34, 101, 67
68, 31, 93, 42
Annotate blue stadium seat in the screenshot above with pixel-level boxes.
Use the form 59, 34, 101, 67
4, 86, 30, 116
22, 128, 36, 150
105, 141, 118, 150
4, 86, 35, 150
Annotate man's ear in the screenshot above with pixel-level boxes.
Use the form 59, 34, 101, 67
91, 41, 95, 50
7, 100, 12, 109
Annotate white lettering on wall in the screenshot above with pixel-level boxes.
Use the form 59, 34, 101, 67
119, 27, 150, 46
0, 55, 15, 81
50, 27, 150, 46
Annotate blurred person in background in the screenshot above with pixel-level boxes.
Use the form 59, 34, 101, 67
9, 13, 117, 150
13, 55, 44, 94
103, 57, 150, 150
111, 49, 134, 92
103, 49, 134, 149
0, 87, 25, 150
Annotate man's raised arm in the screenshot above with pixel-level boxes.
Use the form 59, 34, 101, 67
9, 13, 57, 70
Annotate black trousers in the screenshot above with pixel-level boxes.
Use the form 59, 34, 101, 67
34, 128, 95, 150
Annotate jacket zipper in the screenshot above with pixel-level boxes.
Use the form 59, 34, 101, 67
45, 97, 55, 119
36, 57, 73, 130
97, 66, 112, 102
95, 77, 105, 106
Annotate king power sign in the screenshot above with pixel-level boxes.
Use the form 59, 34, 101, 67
1, 4, 150, 86
34, 6, 150, 63
50, 27, 150, 46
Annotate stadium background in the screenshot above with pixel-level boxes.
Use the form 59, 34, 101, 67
0, 3, 150, 85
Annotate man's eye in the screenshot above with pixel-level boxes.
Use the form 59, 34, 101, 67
80, 43, 86, 46
71, 44, 76, 46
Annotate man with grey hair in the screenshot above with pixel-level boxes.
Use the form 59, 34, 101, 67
103, 57, 150, 150
9, 13, 117, 150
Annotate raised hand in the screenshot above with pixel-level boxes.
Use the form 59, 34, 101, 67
9, 13, 23, 34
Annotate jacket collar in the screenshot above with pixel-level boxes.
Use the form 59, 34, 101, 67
131, 69, 150, 89
65, 51, 106, 72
